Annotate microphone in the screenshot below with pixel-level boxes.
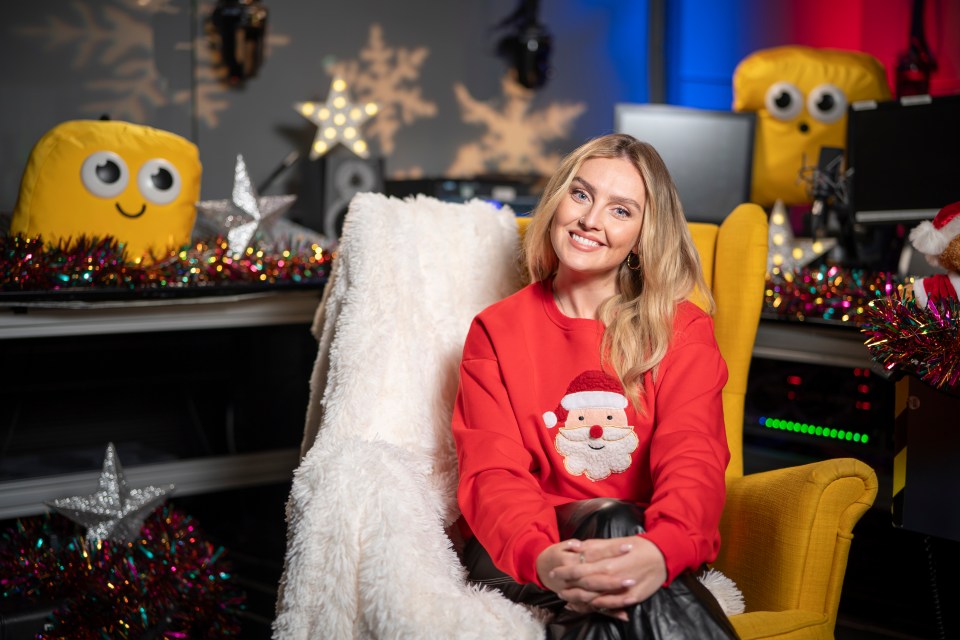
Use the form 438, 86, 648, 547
810, 146, 845, 238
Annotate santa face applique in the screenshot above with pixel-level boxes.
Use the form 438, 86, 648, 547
543, 370, 640, 482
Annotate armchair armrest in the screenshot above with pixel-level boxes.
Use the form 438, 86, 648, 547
714, 459, 877, 615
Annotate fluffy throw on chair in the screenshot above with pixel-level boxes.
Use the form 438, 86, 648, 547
273, 193, 544, 639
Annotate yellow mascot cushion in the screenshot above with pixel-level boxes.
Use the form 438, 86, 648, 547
10, 120, 202, 260
733, 46, 890, 207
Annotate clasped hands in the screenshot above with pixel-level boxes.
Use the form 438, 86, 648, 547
536, 535, 667, 622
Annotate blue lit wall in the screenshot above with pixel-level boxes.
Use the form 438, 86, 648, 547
666, 0, 760, 109
542, 0, 651, 135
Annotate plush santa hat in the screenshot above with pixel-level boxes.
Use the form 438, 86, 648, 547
542, 370, 628, 428
909, 201, 960, 265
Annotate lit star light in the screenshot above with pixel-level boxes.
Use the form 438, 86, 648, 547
295, 76, 379, 159
46, 443, 174, 545
195, 154, 297, 256
767, 199, 837, 274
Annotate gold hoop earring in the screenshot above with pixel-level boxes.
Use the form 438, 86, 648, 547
625, 252, 641, 271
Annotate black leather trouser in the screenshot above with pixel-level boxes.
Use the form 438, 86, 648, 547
462, 499, 740, 640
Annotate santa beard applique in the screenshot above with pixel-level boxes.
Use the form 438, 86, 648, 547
556, 419, 640, 481
542, 370, 640, 482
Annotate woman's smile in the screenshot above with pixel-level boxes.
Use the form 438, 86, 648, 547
570, 232, 602, 248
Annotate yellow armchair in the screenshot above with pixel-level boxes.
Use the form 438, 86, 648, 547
690, 204, 878, 639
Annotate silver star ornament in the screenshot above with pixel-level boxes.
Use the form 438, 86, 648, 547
47, 443, 174, 545
195, 154, 297, 256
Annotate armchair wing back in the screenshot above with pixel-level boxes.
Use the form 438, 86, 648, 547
688, 203, 769, 478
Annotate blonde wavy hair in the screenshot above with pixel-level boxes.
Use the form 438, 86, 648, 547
522, 133, 714, 410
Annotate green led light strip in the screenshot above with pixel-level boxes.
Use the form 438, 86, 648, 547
759, 417, 870, 444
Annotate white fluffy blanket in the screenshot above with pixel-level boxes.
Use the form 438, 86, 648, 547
273, 193, 544, 639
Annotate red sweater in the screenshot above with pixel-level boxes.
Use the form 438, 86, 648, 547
452, 279, 729, 588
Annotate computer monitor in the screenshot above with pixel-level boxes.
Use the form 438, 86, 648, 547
614, 103, 756, 224
847, 94, 960, 225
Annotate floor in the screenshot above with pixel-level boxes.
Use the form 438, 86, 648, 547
174, 477, 960, 640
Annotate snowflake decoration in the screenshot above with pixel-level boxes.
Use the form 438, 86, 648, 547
14, 0, 289, 128
16, 1, 162, 122
326, 23, 437, 155
447, 74, 586, 177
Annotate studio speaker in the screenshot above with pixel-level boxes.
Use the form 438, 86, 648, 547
291, 145, 384, 240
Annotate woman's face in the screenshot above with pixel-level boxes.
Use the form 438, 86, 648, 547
550, 156, 646, 284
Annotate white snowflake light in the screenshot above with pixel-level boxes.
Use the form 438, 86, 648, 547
295, 77, 378, 159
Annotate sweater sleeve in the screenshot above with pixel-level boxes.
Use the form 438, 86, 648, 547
452, 320, 559, 587
639, 310, 730, 583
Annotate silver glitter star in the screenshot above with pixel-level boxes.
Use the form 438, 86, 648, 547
47, 443, 174, 545
195, 154, 297, 256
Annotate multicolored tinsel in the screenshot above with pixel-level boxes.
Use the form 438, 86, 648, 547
0, 233, 331, 293
764, 264, 909, 325
0, 506, 244, 638
861, 296, 960, 394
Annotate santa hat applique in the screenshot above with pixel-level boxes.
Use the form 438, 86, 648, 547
909, 201, 960, 263
542, 370, 628, 428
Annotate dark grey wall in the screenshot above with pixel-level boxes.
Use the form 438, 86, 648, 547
0, 0, 650, 212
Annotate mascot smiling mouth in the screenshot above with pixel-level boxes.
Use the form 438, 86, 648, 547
116, 202, 147, 218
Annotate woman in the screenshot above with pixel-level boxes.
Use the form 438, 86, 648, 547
451, 133, 739, 638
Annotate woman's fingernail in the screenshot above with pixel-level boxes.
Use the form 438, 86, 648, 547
567, 539, 581, 549
549, 571, 556, 578
620, 543, 633, 552
622, 579, 637, 587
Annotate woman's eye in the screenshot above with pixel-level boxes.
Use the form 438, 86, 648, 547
613, 207, 629, 217
572, 189, 588, 201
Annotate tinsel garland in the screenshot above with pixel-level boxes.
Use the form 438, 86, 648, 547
861, 296, 960, 393
0, 506, 244, 638
0, 233, 331, 293
764, 264, 908, 325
